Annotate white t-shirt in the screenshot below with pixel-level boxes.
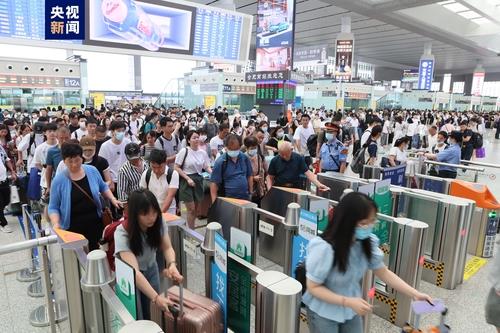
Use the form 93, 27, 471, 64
129, 118, 143, 136
33, 141, 57, 188
389, 146, 407, 164
175, 147, 211, 175
98, 138, 131, 183
293, 125, 315, 156
209, 136, 225, 155
140, 167, 179, 214
406, 122, 418, 136
72, 128, 88, 140
382, 120, 391, 134
360, 129, 372, 146
0, 147, 10, 182
427, 134, 438, 152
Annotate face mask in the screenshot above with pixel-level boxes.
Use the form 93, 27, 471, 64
79, 121, 86, 129
276, 131, 284, 138
355, 225, 373, 240
437, 140, 445, 144
199, 135, 207, 142
32, 115, 38, 120
261, 127, 268, 133
247, 149, 258, 157
83, 152, 95, 161
227, 150, 240, 158
114, 131, 125, 141
325, 133, 335, 141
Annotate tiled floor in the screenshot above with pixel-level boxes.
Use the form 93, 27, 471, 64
1, 130, 500, 333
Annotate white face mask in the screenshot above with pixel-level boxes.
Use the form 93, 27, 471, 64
199, 135, 207, 142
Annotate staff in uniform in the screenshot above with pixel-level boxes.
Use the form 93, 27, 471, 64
318, 123, 347, 173
419, 130, 462, 179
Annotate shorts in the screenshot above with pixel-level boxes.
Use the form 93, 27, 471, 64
179, 173, 204, 203
485, 287, 500, 328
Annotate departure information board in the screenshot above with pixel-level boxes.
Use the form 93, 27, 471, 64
193, 8, 242, 60
256, 80, 296, 105
0, 0, 45, 40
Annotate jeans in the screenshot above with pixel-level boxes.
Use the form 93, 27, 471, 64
139, 263, 160, 320
307, 307, 363, 333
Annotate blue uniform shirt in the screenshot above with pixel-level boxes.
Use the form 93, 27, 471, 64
436, 143, 461, 172
319, 140, 347, 171
210, 152, 253, 200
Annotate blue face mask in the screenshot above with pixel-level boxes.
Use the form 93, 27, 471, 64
227, 150, 240, 158
247, 149, 258, 157
355, 225, 373, 240
325, 133, 335, 141
114, 131, 125, 141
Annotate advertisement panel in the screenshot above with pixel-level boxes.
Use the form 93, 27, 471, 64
0, 0, 253, 64
294, 45, 327, 63
418, 59, 434, 90
471, 72, 485, 96
334, 39, 353, 79
255, 0, 295, 72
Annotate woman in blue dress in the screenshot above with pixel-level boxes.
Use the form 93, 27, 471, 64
304, 192, 433, 333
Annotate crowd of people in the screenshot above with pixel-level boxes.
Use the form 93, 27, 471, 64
0, 104, 498, 330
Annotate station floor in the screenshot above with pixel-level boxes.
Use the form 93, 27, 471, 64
0, 130, 499, 333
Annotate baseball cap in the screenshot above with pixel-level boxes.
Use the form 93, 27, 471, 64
79, 136, 96, 149
125, 143, 141, 160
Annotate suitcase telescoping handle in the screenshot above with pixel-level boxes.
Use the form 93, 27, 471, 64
167, 283, 184, 333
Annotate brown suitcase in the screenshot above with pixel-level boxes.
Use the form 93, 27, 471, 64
150, 284, 223, 333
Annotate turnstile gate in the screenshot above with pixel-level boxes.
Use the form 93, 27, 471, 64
316, 172, 369, 201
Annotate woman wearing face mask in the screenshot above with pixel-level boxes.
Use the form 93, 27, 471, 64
267, 126, 291, 155
244, 136, 266, 206
258, 121, 270, 144
304, 192, 433, 333
174, 130, 212, 229
419, 130, 462, 179
387, 137, 409, 167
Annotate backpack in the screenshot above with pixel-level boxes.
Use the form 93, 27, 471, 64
471, 132, 483, 149
307, 134, 318, 157
156, 135, 180, 152
145, 166, 174, 188
137, 122, 147, 141
99, 219, 125, 271
350, 146, 368, 175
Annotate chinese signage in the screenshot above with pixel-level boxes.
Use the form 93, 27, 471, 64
418, 59, 434, 90
0, 74, 80, 88
294, 45, 328, 63
228, 228, 251, 333
471, 72, 485, 97
246, 70, 287, 82
223, 85, 256, 94
382, 164, 406, 186
344, 92, 371, 100
373, 179, 392, 246
335, 40, 353, 79
298, 209, 318, 240
211, 233, 227, 331
45, 0, 84, 40
256, 80, 296, 105
255, 0, 295, 72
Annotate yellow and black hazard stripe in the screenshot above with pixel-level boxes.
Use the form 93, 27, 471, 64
375, 292, 398, 324
423, 261, 445, 287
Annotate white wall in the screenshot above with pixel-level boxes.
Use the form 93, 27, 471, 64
141, 57, 195, 94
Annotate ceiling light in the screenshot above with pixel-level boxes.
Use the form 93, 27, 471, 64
458, 10, 482, 19
471, 17, 492, 24
443, 2, 469, 12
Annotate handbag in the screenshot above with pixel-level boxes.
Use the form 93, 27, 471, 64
475, 147, 486, 158
71, 179, 113, 226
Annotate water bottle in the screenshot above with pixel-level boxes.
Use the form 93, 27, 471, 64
101, 0, 165, 51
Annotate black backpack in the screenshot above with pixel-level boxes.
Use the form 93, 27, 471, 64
351, 146, 368, 175
472, 132, 483, 149
145, 167, 174, 188
307, 134, 318, 157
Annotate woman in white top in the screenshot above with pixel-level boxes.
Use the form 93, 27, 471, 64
392, 116, 404, 146
174, 130, 212, 229
388, 137, 409, 167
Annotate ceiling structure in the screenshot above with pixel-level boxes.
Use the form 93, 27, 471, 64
199, 0, 500, 74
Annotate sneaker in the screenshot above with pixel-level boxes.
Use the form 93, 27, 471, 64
0, 225, 12, 233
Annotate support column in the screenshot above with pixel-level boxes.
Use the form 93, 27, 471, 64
133, 55, 142, 91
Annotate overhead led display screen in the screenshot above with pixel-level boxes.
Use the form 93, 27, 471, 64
417, 59, 434, 90
334, 39, 353, 79
0, 0, 252, 64
255, 0, 295, 72
256, 80, 296, 105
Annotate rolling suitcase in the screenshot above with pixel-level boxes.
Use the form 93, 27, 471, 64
150, 284, 223, 333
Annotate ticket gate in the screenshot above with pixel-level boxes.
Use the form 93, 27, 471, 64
316, 172, 369, 201
392, 188, 475, 289
449, 180, 500, 258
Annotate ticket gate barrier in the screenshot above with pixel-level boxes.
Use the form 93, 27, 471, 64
449, 180, 500, 258
392, 188, 475, 289
316, 172, 369, 201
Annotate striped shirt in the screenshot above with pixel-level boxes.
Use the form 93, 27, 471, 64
117, 160, 148, 201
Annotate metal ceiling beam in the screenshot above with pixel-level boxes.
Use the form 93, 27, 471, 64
371, 0, 444, 11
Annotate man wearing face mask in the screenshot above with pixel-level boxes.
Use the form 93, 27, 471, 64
98, 121, 131, 189
71, 115, 88, 140
68, 112, 80, 133
117, 143, 148, 202
318, 123, 347, 173
419, 131, 462, 179
210, 134, 253, 202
